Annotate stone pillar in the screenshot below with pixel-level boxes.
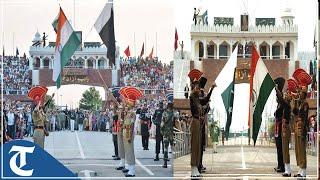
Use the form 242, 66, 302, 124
95, 59, 98, 69
242, 41, 246, 58
84, 59, 88, 68
106, 58, 109, 69
29, 57, 34, 70
269, 41, 273, 59
216, 42, 220, 59
228, 40, 233, 56
203, 39, 208, 59
191, 39, 195, 60
40, 58, 44, 69
282, 41, 286, 59
269, 44, 273, 59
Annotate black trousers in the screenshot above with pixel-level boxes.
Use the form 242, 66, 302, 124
275, 135, 284, 170
7, 125, 15, 139
198, 124, 205, 170
142, 135, 149, 149
112, 134, 118, 157
155, 134, 164, 154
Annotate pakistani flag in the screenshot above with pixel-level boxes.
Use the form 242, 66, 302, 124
249, 46, 275, 145
52, 8, 81, 88
215, 45, 238, 139
94, 2, 116, 65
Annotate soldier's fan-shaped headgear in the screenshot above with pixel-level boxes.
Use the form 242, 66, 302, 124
188, 69, 203, 82
119, 86, 143, 105
28, 86, 48, 104
287, 79, 298, 93
166, 93, 173, 103
292, 68, 312, 87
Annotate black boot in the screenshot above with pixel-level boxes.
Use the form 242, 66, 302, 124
162, 159, 167, 168
154, 154, 159, 161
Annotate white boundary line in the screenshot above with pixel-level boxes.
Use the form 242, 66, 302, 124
241, 146, 246, 169
65, 164, 172, 167
75, 131, 85, 159
136, 159, 154, 176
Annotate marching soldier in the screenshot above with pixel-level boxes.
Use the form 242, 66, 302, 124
188, 69, 216, 177
115, 103, 126, 171
111, 103, 120, 160
288, 68, 312, 177
153, 101, 164, 161
122, 101, 137, 177
161, 101, 174, 168
32, 101, 49, 149
119, 86, 143, 177
280, 84, 294, 177
140, 104, 151, 150
273, 77, 285, 173
28, 86, 50, 149
198, 77, 212, 173
293, 85, 309, 177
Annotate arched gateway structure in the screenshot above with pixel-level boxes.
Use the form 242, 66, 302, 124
174, 8, 300, 106
29, 31, 120, 103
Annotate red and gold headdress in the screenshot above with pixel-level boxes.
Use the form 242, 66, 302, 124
287, 78, 298, 93
28, 86, 48, 104
292, 68, 312, 92
188, 69, 203, 83
119, 86, 143, 106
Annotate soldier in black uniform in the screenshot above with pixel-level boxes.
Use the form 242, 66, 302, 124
273, 77, 285, 173
189, 76, 216, 177
140, 104, 151, 150
198, 77, 213, 173
153, 102, 165, 161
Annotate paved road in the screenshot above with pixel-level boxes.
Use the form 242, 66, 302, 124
174, 146, 317, 179
25, 131, 173, 179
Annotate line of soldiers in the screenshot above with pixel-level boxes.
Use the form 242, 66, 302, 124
111, 87, 174, 177
273, 69, 311, 178
188, 69, 216, 177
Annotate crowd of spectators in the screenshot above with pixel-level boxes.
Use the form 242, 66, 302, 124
120, 57, 173, 91
3, 56, 31, 95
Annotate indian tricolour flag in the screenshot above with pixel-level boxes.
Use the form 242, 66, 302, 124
52, 8, 80, 88
214, 45, 238, 139
249, 45, 275, 145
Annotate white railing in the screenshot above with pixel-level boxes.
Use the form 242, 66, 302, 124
191, 24, 298, 33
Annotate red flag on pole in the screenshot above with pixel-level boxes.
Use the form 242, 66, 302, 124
148, 46, 154, 59
124, 45, 131, 57
174, 28, 178, 51
140, 43, 144, 58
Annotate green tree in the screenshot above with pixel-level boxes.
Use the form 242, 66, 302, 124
79, 87, 102, 111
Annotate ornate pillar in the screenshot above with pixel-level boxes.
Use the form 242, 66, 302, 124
95, 59, 99, 69
203, 39, 208, 59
